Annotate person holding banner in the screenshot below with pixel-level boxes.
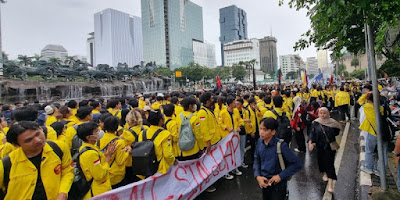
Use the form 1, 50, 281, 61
254, 117, 303, 200
219, 96, 244, 178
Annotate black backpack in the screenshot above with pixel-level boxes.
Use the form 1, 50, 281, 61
131, 129, 163, 177
162, 119, 172, 129
70, 124, 82, 156
127, 126, 146, 143
271, 110, 292, 142
0, 141, 63, 198
68, 146, 96, 200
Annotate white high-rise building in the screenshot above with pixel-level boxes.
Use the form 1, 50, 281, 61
279, 54, 301, 79
41, 44, 68, 62
306, 57, 319, 76
94, 9, 143, 67
223, 39, 260, 69
86, 32, 95, 66
193, 40, 217, 68
317, 50, 328, 69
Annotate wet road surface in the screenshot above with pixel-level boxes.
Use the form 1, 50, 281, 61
196, 121, 359, 200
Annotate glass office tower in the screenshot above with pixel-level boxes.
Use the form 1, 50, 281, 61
142, 0, 203, 69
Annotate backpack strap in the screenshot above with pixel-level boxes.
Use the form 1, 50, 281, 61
101, 138, 120, 151
47, 141, 63, 160
277, 139, 286, 171
114, 110, 120, 117
163, 119, 172, 129
2, 156, 11, 190
150, 129, 163, 141
41, 126, 48, 138
128, 129, 139, 141
271, 110, 279, 118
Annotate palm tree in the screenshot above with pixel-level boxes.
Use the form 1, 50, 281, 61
33, 54, 42, 61
64, 56, 76, 67
17, 54, 32, 67
48, 57, 62, 67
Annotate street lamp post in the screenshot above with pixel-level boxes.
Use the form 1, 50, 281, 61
0, 0, 5, 78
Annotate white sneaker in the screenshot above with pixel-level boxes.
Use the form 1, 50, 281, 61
224, 174, 234, 180
242, 163, 248, 168
233, 169, 242, 176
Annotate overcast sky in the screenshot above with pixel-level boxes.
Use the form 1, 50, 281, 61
2, 0, 320, 65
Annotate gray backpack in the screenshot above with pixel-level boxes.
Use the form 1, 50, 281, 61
178, 113, 196, 151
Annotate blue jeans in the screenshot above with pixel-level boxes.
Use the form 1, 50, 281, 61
364, 133, 377, 171
398, 162, 400, 192
240, 134, 246, 164
377, 141, 388, 174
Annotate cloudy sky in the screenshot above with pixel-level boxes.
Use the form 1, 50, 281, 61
2, 0, 320, 64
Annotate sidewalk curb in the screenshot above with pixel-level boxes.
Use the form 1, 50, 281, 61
322, 122, 350, 200
358, 131, 371, 200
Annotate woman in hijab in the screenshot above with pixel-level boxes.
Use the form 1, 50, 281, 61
291, 96, 306, 152
308, 107, 342, 193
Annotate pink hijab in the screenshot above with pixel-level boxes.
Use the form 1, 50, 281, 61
314, 107, 343, 131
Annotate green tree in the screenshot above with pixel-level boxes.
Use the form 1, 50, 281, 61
156, 67, 173, 77
379, 60, 400, 77
33, 54, 42, 61
350, 68, 366, 80
64, 56, 76, 67
279, 0, 400, 60
17, 55, 32, 67
351, 57, 360, 69
286, 71, 298, 80
212, 66, 231, 81
338, 64, 347, 75
232, 64, 246, 81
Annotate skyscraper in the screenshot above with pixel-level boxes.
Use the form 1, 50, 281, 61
279, 54, 302, 79
223, 39, 260, 69
306, 57, 319, 76
219, 5, 248, 66
317, 49, 328, 69
94, 9, 143, 67
141, 0, 204, 69
193, 40, 217, 68
259, 36, 277, 73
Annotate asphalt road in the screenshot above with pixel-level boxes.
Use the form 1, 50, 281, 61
196, 121, 360, 200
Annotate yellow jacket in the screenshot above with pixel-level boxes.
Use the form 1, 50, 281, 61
358, 93, 368, 105
359, 103, 384, 136
123, 125, 148, 167
214, 104, 227, 117
175, 111, 203, 157
64, 121, 84, 150
45, 115, 58, 127
219, 109, 244, 138
311, 90, 325, 102
67, 108, 80, 124
197, 106, 221, 146
138, 99, 146, 109
138, 126, 175, 174
107, 108, 122, 119
263, 107, 292, 120
164, 116, 179, 157
0, 141, 74, 200
174, 105, 184, 116
151, 102, 162, 110
241, 108, 256, 134
79, 143, 111, 199
97, 132, 129, 186
335, 91, 350, 107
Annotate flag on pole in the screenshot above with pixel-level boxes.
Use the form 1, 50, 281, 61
216, 76, 221, 89
302, 70, 308, 87
329, 75, 333, 84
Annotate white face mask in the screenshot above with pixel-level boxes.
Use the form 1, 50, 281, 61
193, 104, 198, 111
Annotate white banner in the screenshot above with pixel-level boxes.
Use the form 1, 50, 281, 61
91, 132, 241, 200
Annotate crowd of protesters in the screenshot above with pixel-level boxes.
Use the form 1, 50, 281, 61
0, 77, 399, 199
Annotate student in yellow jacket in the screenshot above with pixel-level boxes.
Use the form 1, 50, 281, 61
76, 122, 117, 199
97, 116, 131, 189
152, 96, 164, 110
218, 96, 244, 177
359, 93, 384, 174
107, 99, 122, 119
358, 84, 372, 105
236, 98, 253, 168
263, 95, 292, 120
65, 106, 93, 150
175, 97, 203, 160
0, 121, 74, 200
162, 104, 180, 157
198, 92, 221, 152
45, 105, 59, 127
335, 87, 351, 121
214, 96, 227, 118
67, 100, 80, 124
219, 97, 244, 138
138, 110, 176, 175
